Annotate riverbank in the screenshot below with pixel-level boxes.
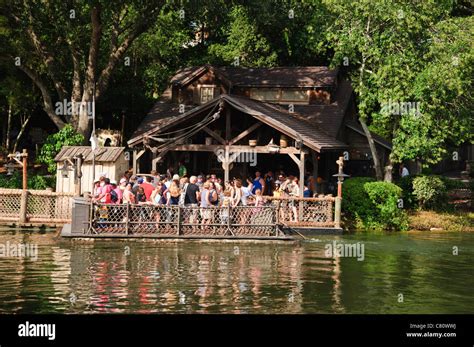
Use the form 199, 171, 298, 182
408, 210, 474, 233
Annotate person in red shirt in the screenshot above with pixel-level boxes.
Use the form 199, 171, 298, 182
140, 176, 155, 201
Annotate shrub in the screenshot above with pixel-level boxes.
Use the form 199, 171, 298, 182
0, 172, 55, 190
364, 182, 409, 230
396, 175, 419, 210
342, 177, 375, 224
37, 125, 84, 174
0, 172, 22, 188
412, 175, 447, 210
342, 177, 408, 231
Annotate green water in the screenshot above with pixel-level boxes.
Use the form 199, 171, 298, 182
0, 228, 473, 313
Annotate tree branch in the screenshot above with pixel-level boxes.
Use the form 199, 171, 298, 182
22, 0, 69, 101
16, 63, 66, 129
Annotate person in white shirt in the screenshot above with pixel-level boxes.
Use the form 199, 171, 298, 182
400, 164, 410, 177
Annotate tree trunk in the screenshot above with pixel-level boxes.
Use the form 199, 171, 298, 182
6, 104, 12, 151
384, 157, 393, 182
360, 118, 383, 180
12, 114, 32, 153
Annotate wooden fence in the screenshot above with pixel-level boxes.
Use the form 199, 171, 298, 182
0, 188, 74, 226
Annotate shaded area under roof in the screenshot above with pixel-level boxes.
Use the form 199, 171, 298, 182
55, 146, 125, 163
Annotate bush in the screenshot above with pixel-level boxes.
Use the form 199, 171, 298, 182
412, 175, 447, 210
37, 125, 84, 174
0, 172, 55, 190
364, 182, 409, 230
342, 177, 375, 224
396, 175, 419, 210
0, 172, 22, 188
342, 177, 408, 231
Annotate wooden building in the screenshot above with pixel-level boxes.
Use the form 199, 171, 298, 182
128, 65, 391, 196
55, 146, 128, 195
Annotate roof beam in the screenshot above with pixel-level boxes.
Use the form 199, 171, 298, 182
229, 122, 261, 145
203, 127, 226, 145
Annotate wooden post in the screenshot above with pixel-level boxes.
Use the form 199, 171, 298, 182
225, 108, 231, 142
19, 190, 28, 224
223, 145, 230, 184
227, 204, 231, 235
125, 203, 130, 235
298, 152, 305, 222
334, 156, 344, 229
22, 149, 28, 190
334, 197, 342, 229
311, 150, 319, 194
132, 150, 138, 174
299, 152, 305, 198
177, 206, 181, 235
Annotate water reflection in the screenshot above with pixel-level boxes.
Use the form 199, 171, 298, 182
0, 229, 473, 314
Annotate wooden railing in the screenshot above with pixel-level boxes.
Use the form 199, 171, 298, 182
265, 196, 336, 228
0, 188, 74, 225
84, 194, 337, 238
87, 203, 285, 239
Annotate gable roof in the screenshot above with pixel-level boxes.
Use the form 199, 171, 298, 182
55, 146, 125, 163
170, 65, 338, 88
223, 95, 348, 152
128, 94, 348, 152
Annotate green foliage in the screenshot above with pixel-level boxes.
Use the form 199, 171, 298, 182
0, 172, 22, 188
412, 176, 447, 210
396, 175, 419, 210
343, 177, 408, 230
364, 182, 409, 231
342, 177, 375, 224
0, 172, 55, 190
208, 6, 278, 67
37, 125, 84, 174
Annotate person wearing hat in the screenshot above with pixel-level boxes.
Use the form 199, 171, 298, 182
92, 179, 101, 200
118, 178, 127, 201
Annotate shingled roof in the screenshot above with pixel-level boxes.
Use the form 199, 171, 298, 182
170, 65, 338, 88
55, 146, 125, 163
223, 95, 348, 151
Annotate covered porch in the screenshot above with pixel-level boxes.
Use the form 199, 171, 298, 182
127, 94, 348, 197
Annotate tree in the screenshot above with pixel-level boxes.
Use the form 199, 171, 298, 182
323, 0, 468, 180
1, 1, 170, 137
208, 5, 278, 67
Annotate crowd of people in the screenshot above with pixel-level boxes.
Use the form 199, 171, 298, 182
91, 168, 313, 208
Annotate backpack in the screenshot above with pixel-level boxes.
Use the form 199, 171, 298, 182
110, 189, 118, 203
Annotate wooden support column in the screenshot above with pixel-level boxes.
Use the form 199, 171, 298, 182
225, 107, 231, 142
299, 151, 305, 198
151, 152, 160, 172
288, 150, 305, 222
311, 150, 319, 194
132, 149, 145, 174
132, 150, 138, 174
223, 145, 230, 183
19, 190, 29, 224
